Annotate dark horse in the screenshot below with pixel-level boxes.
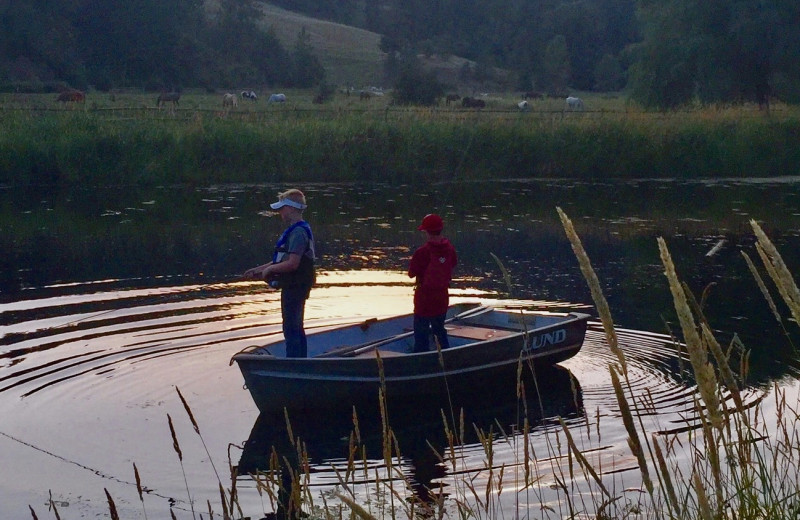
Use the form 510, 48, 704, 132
461, 96, 485, 108
157, 92, 180, 108
56, 90, 85, 103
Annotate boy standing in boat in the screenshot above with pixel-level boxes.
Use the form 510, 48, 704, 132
244, 189, 316, 358
408, 213, 458, 353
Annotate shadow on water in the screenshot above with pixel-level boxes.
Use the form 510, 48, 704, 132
235, 364, 583, 513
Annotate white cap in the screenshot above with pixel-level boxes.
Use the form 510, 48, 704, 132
270, 198, 307, 210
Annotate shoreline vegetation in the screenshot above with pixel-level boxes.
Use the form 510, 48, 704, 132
1, 93, 799, 186
31, 213, 800, 520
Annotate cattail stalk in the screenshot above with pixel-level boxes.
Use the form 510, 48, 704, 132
104, 488, 120, 520
337, 493, 380, 520
558, 417, 610, 497
750, 219, 800, 325
694, 472, 713, 520
176, 386, 223, 486
168, 413, 197, 520
742, 251, 784, 325
610, 365, 653, 494
133, 463, 148, 520
557, 207, 625, 372
48, 490, 62, 520
652, 435, 680, 517
658, 237, 723, 430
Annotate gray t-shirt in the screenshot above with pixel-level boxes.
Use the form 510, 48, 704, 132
276, 225, 315, 264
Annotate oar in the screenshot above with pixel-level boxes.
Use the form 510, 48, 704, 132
317, 304, 491, 358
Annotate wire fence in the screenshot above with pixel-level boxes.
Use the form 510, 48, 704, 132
0, 102, 787, 125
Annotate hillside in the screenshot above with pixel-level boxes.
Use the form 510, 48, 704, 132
255, 3, 386, 87
252, 3, 512, 92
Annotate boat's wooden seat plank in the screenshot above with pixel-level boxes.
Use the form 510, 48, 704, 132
354, 350, 407, 358
446, 325, 516, 340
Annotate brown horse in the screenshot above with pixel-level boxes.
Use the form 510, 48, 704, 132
522, 91, 544, 100
445, 94, 461, 106
56, 90, 85, 103
461, 96, 485, 108
157, 92, 180, 108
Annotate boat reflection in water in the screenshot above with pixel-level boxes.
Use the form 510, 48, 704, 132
235, 364, 583, 518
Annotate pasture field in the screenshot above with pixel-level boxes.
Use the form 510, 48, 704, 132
254, 3, 385, 86
1, 90, 798, 186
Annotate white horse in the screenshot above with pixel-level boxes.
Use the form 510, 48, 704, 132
517, 100, 530, 111
268, 93, 286, 103
565, 96, 584, 110
222, 93, 238, 108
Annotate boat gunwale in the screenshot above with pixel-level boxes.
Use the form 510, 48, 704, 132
232, 310, 591, 364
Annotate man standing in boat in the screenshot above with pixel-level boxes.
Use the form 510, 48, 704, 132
244, 189, 316, 358
408, 213, 458, 353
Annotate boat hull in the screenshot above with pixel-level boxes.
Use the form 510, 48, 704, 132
233, 307, 590, 413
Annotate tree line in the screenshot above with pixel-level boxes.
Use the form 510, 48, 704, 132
1, 0, 799, 109
270, 0, 800, 108
0, 0, 324, 93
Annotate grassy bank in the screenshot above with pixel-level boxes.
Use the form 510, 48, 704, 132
1, 95, 799, 186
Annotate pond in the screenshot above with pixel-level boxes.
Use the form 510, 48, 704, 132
1, 178, 799, 518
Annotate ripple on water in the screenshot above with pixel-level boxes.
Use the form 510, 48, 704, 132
0, 272, 774, 518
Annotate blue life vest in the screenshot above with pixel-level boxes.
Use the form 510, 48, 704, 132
271, 221, 315, 289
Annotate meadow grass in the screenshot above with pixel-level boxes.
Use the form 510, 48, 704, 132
1, 93, 798, 186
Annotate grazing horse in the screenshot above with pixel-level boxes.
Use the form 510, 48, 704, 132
57, 90, 85, 103
157, 92, 180, 108
359, 91, 371, 100
565, 96, 584, 110
445, 94, 461, 106
241, 90, 258, 101
223, 93, 238, 108
461, 97, 485, 108
518, 100, 530, 111
268, 93, 286, 103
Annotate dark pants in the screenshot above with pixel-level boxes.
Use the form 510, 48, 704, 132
281, 285, 309, 358
413, 313, 450, 353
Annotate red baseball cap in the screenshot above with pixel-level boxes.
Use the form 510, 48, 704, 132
418, 213, 444, 232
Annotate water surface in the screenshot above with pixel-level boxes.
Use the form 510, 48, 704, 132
2, 179, 799, 517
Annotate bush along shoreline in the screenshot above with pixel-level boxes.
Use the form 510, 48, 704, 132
1, 110, 799, 186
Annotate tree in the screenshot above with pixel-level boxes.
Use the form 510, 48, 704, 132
628, 0, 800, 108
392, 59, 445, 106
290, 27, 326, 88
594, 54, 624, 91
540, 35, 571, 96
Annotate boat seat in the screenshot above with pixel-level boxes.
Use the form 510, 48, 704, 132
354, 349, 407, 358
445, 325, 516, 340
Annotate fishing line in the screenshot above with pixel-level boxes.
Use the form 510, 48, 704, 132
0, 429, 191, 506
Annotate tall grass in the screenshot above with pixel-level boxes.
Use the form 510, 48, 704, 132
2, 104, 799, 186
25, 213, 800, 520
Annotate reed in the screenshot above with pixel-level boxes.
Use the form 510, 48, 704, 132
133, 462, 148, 520
27, 213, 800, 519
658, 237, 723, 430
167, 413, 197, 520
104, 488, 120, 520
2, 105, 800, 186
750, 219, 800, 327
